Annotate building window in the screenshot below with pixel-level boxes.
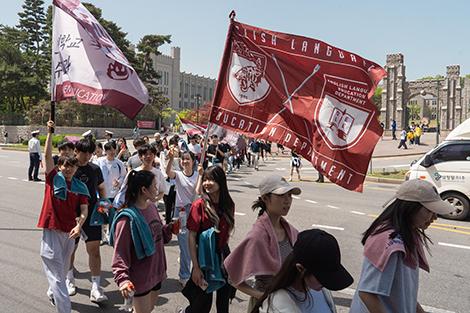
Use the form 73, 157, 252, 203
184, 83, 189, 98
203, 87, 208, 100
191, 84, 195, 98
209, 88, 213, 99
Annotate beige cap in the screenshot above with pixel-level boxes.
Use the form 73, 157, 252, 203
259, 175, 301, 196
394, 179, 456, 215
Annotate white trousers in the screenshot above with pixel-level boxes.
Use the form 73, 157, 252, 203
40, 229, 75, 313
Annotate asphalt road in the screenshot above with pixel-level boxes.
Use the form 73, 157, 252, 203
0, 149, 469, 313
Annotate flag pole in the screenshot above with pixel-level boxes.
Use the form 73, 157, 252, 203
50, 4, 56, 133
200, 10, 236, 167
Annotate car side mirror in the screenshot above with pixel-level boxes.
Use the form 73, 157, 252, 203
421, 154, 433, 168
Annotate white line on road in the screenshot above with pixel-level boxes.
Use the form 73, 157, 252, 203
338, 288, 455, 313
230, 177, 241, 181
292, 195, 301, 200
7, 177, 18, 180
327, 205, 339, 209
311, 224, 344, 231
276, 168, 286, 171
21, 179, 29, 182
305, 200, 318, 204
438, 242, 470, 250
235, 212, 246, 216
350, 210, 366, 215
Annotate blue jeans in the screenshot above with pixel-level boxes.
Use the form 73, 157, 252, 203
174, 205, 191, 280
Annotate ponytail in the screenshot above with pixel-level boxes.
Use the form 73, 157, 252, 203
251, 195, 269, 217
123, 170, 155, 208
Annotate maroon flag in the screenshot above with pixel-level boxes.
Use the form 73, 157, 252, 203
179, 118, 207, 136
52, 0, 148, 119
210, 17, 386, 192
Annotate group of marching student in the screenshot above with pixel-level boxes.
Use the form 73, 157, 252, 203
37, 120, 457, 313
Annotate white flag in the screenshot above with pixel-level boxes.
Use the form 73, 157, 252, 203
52, 0, 148, 119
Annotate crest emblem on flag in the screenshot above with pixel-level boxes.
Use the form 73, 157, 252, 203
316, 94, 372, 150
228, 40, 271, 105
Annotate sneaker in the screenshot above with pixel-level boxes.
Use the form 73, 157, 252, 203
66, 278, 77, 296
90, 287, 108, 303
178, 278, 189, 287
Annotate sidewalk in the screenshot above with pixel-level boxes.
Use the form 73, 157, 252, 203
371, 133, 442, 158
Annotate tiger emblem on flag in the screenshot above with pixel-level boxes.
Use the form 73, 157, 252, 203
228, 40, 270, 105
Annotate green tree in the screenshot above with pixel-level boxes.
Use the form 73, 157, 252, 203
17, 0, 49, 105
372, 86, 382, 110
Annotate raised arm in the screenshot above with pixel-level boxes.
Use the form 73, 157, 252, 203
195, 164, 204, 195
165, 146, 177, 179
44, 121, 55, 174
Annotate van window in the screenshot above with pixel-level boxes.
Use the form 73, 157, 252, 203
432, 144, 470, 164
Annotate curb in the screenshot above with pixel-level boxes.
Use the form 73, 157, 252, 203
365, 176, 403, 185
372, 152, 426, 159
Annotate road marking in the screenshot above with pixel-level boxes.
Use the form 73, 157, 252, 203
368, 214, 379, 218
292, 195, 301, 200
229, 177, 241, 181
438, 242, 470, 250
338, 288, 455, 313
430, 225, 470, 236
311, 224, 344, 231
276, 168, 286, 171
7, 177, 18, 180
235, 212, 246, 216
350, 210, 366, 215
305, 200, 318, 204
244, 181, 252, 185
21, 179, 29, 182
432, 222, 470, 230
327, 205, 339, 209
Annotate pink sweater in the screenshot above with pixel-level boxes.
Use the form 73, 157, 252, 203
112, 203, 172, 294
224, 213, 298, 286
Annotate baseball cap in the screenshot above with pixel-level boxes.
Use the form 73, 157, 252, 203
293, 229, 353, 291
394, 179, 456, 215
82, 130, 92, 137
105, 130, 114, 135
31, 130, 40, 135
258, 175, 301, 196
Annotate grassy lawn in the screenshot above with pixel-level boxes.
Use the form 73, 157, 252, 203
369, 169, 407, 180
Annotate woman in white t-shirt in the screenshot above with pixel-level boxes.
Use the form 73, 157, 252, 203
166, 147, 202, 286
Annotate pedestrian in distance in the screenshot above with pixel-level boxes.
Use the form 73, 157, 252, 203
104, 130, 114, 142
91, 142, 104, 164
28, 129, 42, 181
117, 137, 131, 163
37, 121, 89, 313
252, 229, 354, 313
224, 175, 300, 313
3, 129, 8, 144
166, 147, 202, 286
407, 129, 415, 145
68, 137, 108, 302
390, 119, 397, 140
289, 151, 302, 182
111, 170, 174, 313
397, 129, 408, 150
414, 125, 422, 145
178, 166, 235, 313
349, 179, 457, 313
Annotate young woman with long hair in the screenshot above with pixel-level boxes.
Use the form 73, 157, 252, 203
224, 175, 300, 312
111, 170, 173, 313
349, 179, 456, 313
166, 147, 203, 286
178, 166, 235, 313
252, 229, 353, 313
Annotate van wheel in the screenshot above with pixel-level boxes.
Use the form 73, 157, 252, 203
441, 192, 470, 221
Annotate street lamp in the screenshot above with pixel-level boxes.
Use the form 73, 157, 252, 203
194, 94, 202, 123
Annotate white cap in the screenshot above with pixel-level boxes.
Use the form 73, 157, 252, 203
105, 130, 114, 135
31, 130, 40, 135
82, 130, 92, 137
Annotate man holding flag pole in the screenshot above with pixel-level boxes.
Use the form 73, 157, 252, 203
47, 0, 149, 308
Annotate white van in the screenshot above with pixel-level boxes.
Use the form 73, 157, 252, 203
405, 118, 470, 220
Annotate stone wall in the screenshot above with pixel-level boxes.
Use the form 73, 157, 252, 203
0, 125, 157, 144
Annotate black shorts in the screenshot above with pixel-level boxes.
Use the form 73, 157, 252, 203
134, 282, 162, 297
81, 216, 102, 242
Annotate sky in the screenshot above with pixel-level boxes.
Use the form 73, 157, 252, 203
2, 0, 470, 80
